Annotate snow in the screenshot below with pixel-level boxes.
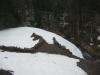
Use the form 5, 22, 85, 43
97, 36, 100, 40
0, 50, 87, 75
90, 43, 94, 46
0, 27, 84, 58
0, 27, 39, 48
98, 45, 100, 47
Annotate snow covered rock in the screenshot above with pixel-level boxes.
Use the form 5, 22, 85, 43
0, 27, 83, 58
0, 27, 100, 75
0, 27, 87, 75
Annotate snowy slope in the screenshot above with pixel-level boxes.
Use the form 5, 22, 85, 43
0, 27, 83, 58
0, 50, 87, 75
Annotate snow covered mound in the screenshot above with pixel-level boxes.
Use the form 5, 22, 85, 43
0, 27, 83, 58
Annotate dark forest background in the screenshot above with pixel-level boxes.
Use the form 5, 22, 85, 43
0, 0, 100, 58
